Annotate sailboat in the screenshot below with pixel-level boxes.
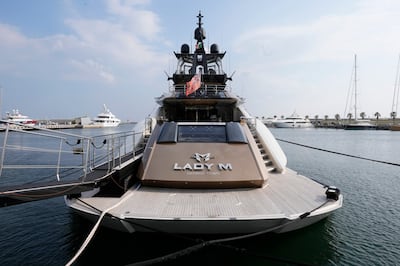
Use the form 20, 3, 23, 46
390, 55, 400, 131
344, 54, 376, 130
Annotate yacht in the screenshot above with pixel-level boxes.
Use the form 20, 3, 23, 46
0, 13, 342, 237
64, 13, 342, 234
272, 113, 313, 128
92, 104, 121, 127
3, 109, 37, 127
344, 119, 376, 130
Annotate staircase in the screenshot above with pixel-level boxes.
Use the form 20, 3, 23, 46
249, 126, 276, 173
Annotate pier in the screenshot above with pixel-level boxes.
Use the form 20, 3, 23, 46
311, 118, 400, 130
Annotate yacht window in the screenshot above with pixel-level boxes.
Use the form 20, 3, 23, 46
157, 122, 178, 143
178, 125, 226, 142
226, 122, 248, 143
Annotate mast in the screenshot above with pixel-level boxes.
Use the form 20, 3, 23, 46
391, 54, 400, 119
354, 54, 358, 121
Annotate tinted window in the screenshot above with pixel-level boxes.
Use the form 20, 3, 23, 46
178, 125, 226, 142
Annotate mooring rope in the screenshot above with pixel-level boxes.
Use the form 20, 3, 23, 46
68, 196, 328, 266
276, 138, 400, 167
123, 200, 331, 266
65, 185, 140, 266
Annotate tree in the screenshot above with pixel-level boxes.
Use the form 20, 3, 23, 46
374, 112, 381, 120
335, 114, 340, 121
360, 112, 366, 119
391, 111, 397, 120
347, 113, 353, 120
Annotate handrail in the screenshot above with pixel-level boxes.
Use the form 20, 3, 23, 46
0, 122, 145, 185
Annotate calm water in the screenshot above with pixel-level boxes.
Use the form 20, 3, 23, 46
0, 126, 399, 265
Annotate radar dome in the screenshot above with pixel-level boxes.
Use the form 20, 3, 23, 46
210, 43, 219, 53
181, 44, 190, 53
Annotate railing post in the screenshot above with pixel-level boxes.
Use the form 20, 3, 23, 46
133, 132, 136, 158
118, 134, 121, 168
82, 138, 90, 181
0, 123, 10, 176
56, 139, 63, 181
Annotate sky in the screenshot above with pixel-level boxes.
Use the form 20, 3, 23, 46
1, 0, 400, 122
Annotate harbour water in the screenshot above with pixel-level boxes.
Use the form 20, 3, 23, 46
0, 125, 399, 265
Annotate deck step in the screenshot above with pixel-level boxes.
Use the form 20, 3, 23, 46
264, 160, 273, 166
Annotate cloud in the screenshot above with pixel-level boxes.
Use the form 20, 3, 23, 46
106, 0, 160, 40
0, 0, 168, 84
69, 59, 115, 83
233, 0, 400, 64
0, 24, 27, 47
229, 1, 400, 117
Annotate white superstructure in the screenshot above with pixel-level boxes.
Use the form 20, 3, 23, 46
92, 104, 121, 127
273, 113, 313, 128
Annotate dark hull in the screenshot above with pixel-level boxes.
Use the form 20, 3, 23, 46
344, 125, 377, 130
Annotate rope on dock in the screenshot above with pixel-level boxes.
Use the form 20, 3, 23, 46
276, 138, 400, 167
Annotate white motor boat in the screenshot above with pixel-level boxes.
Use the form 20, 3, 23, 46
272, 113, 313, 128
2, 109, 37, 128
65, 13, 342, 235
92, 104, 121, 127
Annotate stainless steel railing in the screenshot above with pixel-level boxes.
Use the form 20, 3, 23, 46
0, 121, 146, 184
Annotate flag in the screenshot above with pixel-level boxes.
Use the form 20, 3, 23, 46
186, 74, 201, 96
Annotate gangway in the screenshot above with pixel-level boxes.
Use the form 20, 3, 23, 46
0, 121, 148, 207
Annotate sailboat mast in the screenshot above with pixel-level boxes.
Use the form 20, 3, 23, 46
354, 54, 358, 121
391, 54, 400, 117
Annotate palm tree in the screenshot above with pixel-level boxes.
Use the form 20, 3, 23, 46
313, 115, 319, 126
360, 112, 366, 120
323, 115, 328, 127
374, 112, 381, 120
335, 114, 340, 121
347, 113, 353, 121
391, 111, 397, 121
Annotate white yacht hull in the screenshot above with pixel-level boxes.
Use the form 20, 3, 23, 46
67, 208, 338, 234
92, 122, 120, 128
66, 169, 343, 235
273, 121, 313, 128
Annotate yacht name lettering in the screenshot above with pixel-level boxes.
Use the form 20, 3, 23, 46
173, 163, 232, 171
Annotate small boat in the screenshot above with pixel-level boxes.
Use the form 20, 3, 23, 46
92, 104, 121, 127
272, 112, 313, 128
65, 13, 342, 234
